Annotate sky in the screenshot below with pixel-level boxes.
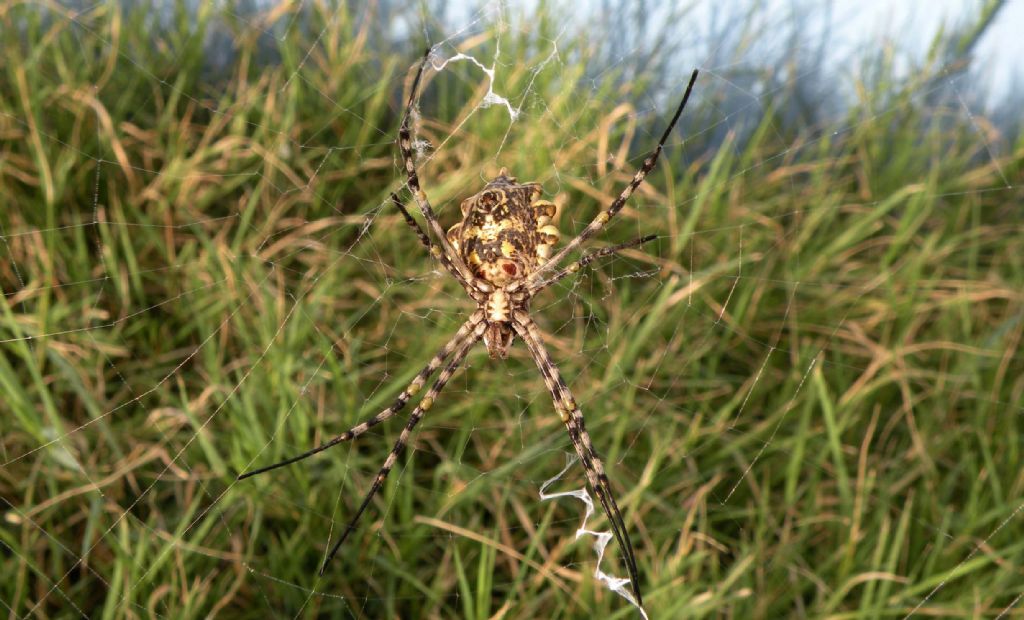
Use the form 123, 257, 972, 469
439, 0, 1024, 109
823, 0, 1023, 105
217, 0, 1024, 111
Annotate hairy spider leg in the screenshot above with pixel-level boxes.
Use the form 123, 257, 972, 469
319, 320, 487, 573
237, 311, 485, 481
522, 69, 699, 288
398, 49, 478, 288
513, 313, 643, 608
528, 235, 658, 294
391, 191, 432, 249
391, 193, 477, 296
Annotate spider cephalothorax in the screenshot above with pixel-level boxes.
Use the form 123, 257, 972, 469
239, 49, 700, 611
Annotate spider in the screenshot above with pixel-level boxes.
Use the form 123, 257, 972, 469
239, 49, 698, 608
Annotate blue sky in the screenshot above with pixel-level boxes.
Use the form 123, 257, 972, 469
443, 0, 1024, 108
825, 0, 1023, 104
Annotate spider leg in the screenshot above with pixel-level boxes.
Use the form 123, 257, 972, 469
528, 235, 658, 294
524, 69, 698, 287
320, 320, 486, 574
511, 313, 643, 607
237, 311, 485, 481
391, 191, 432, 250
399, 50, 476, 286
390, 193, 476, 295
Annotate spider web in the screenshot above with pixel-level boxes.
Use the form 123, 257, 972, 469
1, 0, 1022, 617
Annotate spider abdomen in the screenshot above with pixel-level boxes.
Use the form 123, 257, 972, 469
452, 170, 560, 286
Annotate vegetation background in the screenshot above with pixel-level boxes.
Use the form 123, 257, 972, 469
1, 0, 1022, 617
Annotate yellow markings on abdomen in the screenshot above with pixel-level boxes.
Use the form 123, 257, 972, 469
500, 240, 517, 259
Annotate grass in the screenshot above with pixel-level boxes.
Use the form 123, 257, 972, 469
1, 1, 1023, 618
